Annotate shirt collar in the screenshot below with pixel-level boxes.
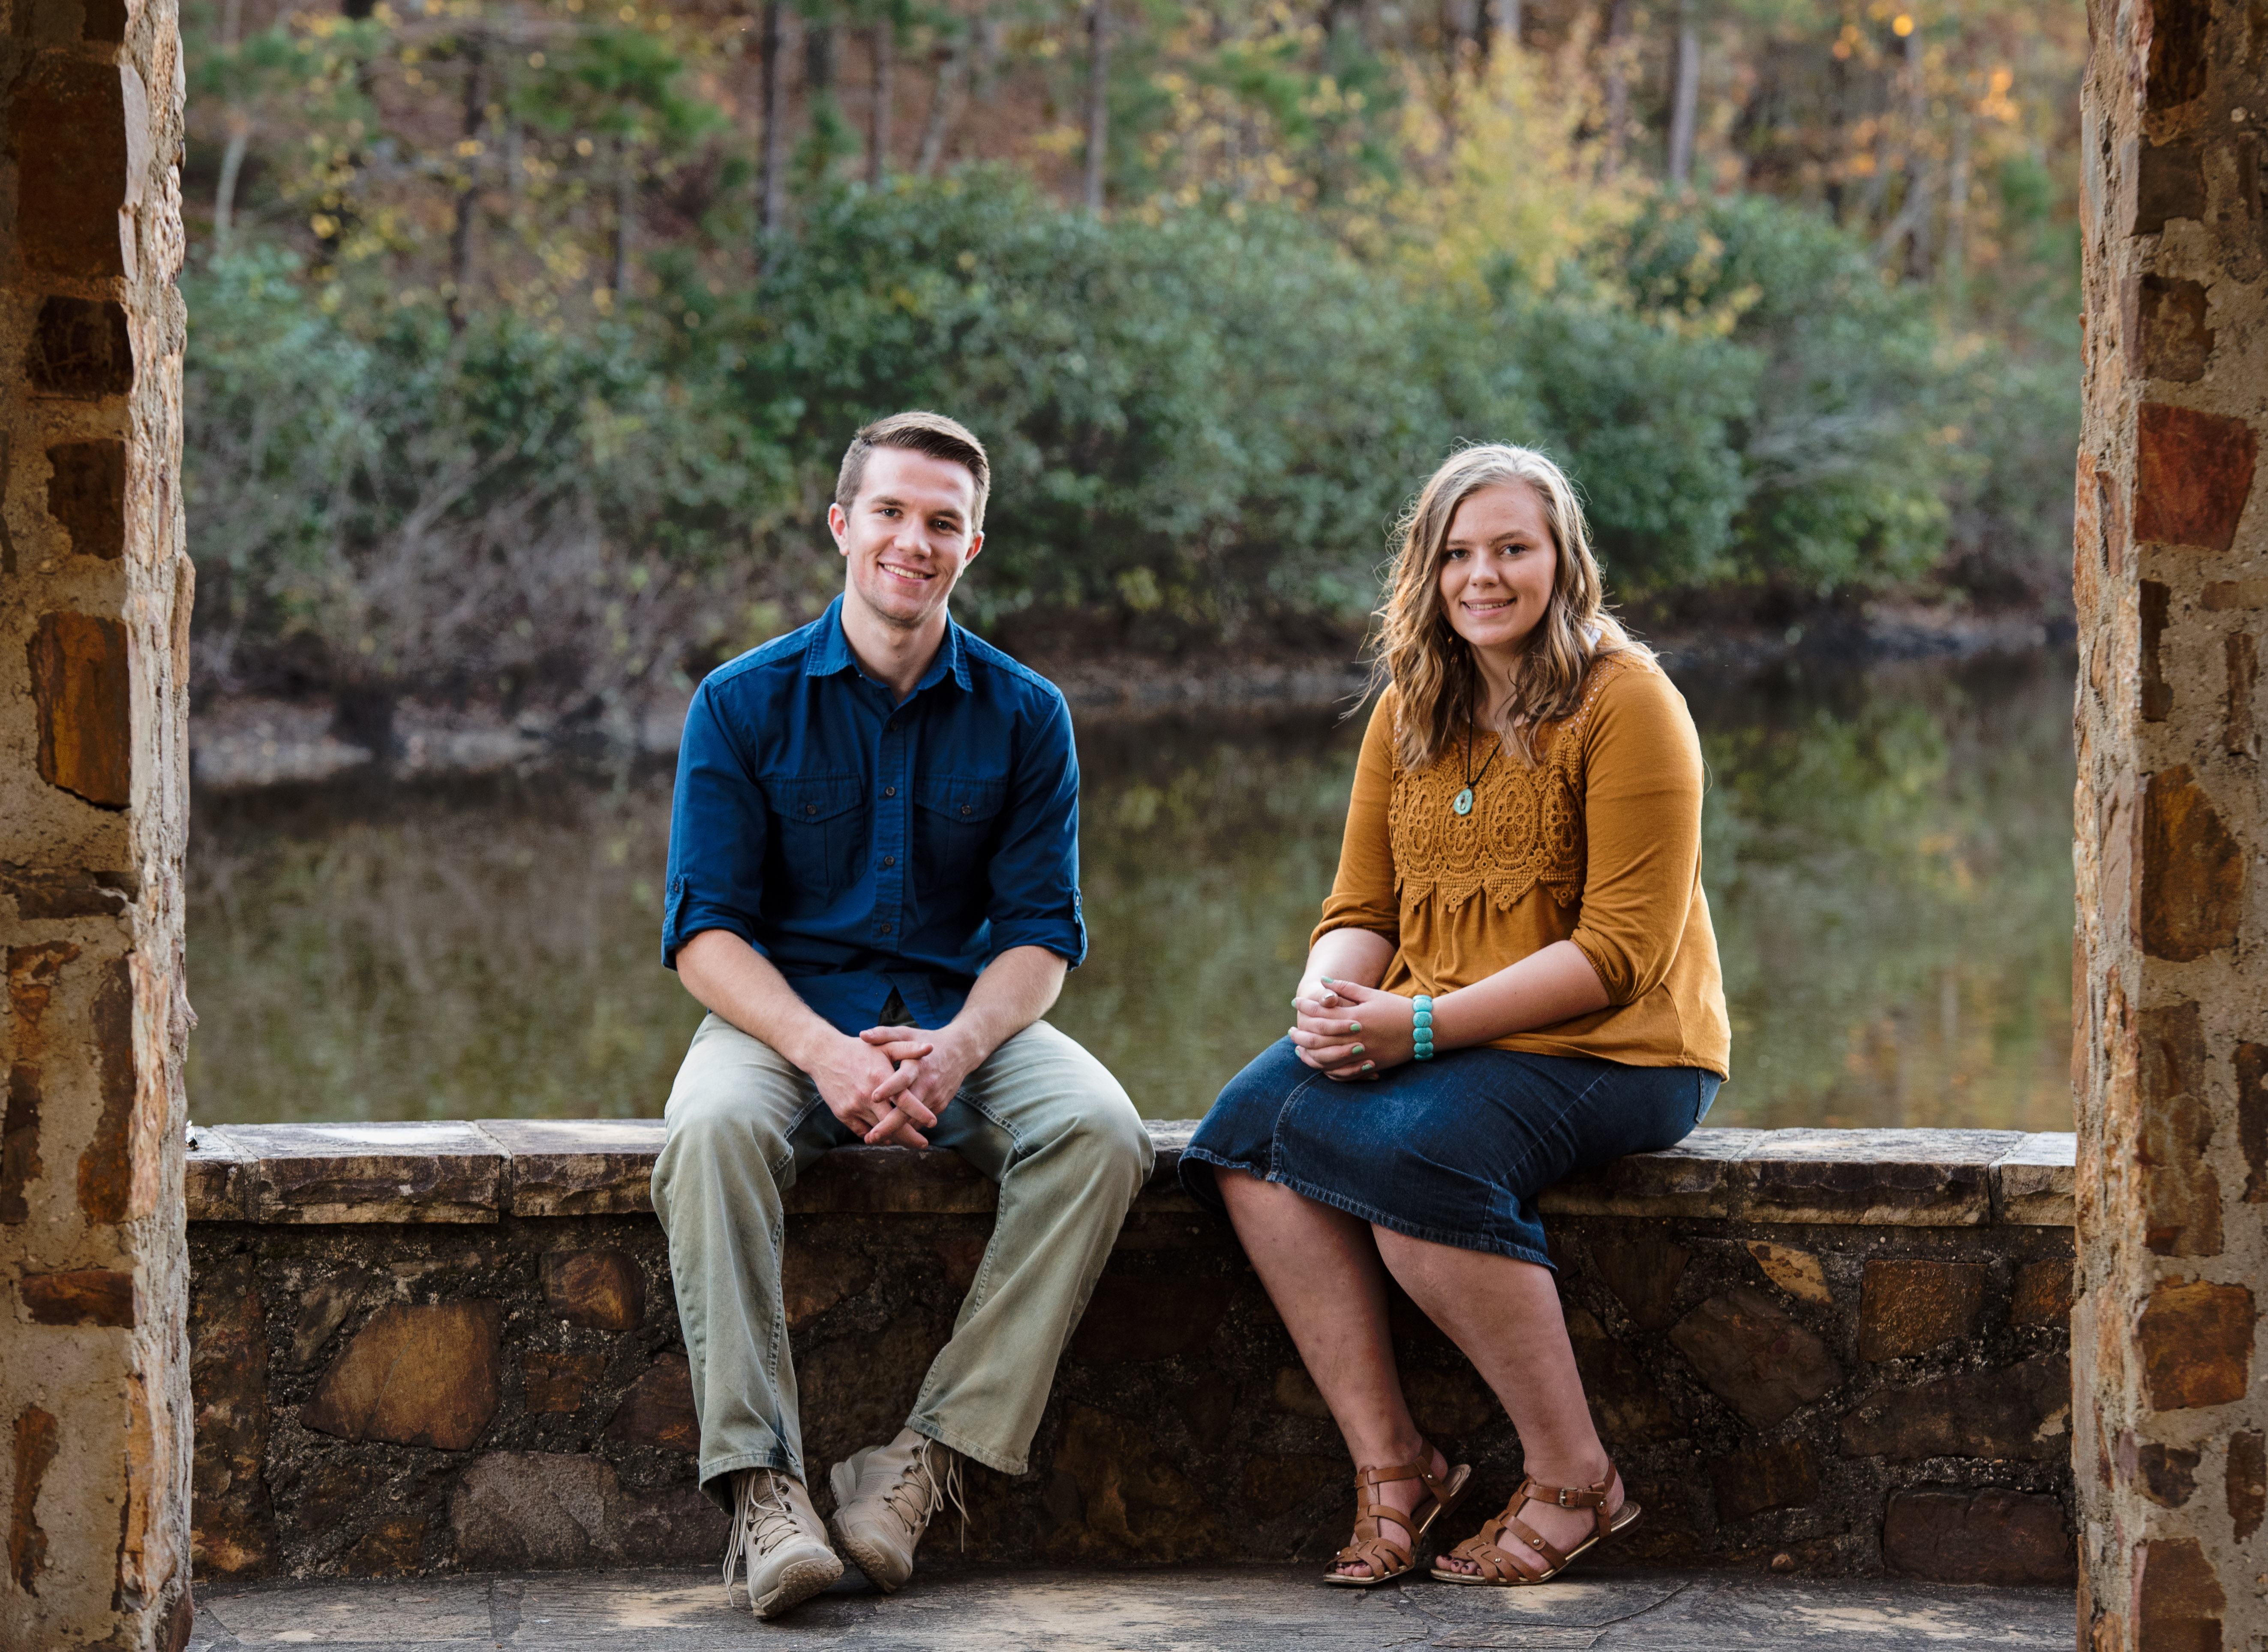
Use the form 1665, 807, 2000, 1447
803, 593, 974, 694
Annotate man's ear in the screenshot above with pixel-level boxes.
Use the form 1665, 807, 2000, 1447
826, 500, 850, 554
962, 529, 985, 567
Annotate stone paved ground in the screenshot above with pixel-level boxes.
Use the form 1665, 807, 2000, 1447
188, 1567, 2075, 1650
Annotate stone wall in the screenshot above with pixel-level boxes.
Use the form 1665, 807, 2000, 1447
2073, 0, 2268, 1643
184, 1122, 2077, 1587
0, 5, 197, 1649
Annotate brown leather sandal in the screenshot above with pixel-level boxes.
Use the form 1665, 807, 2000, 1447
1321, 1446, 1475, 1588
1429, 1462, 1639, 1586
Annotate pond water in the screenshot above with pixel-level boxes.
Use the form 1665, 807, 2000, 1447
186, 649, 2076, 1132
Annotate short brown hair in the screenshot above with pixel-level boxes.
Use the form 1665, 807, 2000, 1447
834, 411, 991, 529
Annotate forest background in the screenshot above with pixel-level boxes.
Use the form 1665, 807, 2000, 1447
182, 0, 2084, 734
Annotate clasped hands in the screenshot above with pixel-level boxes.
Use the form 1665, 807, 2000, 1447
816, 1024, 977, 1148
1289, 976, 1422, 1080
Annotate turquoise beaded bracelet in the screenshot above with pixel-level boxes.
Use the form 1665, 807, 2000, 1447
1412, 994, 1436, 1060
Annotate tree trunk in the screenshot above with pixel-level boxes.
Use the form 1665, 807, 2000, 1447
613, 136, 635, 299
757, 0, 787, 247
868, 17, 893, 187
1601, 0, 1635, 176
914, 27, 966, 176
1943, 107, 1971, 309
1666, 0, 1699, 185
214, 120, 250, 248
1490, 0, 1520, 55
1083, 0, 1109, 214
448, 33, 487, 332
1901, 22, 1931, 277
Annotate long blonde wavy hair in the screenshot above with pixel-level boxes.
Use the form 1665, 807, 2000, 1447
1370, 444, 1652, 771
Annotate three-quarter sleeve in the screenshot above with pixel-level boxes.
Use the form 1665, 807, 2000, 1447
981, 695, 1088, 968
1566, 667, 1705, 1005
1311, 691, 1403, 948
661, 681, 770, 968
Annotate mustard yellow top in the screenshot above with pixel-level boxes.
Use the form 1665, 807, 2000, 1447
1313, 656, 1730, 1077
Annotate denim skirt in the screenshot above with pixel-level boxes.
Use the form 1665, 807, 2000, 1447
1178, 1039, 1719, 1270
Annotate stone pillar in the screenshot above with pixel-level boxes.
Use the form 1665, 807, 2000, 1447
2073, 0, 2268, 1645
0, 2, 195, 1648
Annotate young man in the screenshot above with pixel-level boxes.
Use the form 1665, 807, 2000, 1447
652, 411, 1151, 1619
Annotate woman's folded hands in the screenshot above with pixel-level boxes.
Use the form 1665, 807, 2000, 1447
1289, 977, 1420, 1080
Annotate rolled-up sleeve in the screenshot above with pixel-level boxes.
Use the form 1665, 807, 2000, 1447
982, 694, 1087, 967
1311, 692, 1402, 947
661, 682, 770, 968
1567, 668, 1704, 1004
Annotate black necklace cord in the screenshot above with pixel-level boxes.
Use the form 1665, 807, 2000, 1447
1462, 722, 1504, 794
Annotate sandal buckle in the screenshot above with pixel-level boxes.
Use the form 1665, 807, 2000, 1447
1556, 1487, 1574, 1508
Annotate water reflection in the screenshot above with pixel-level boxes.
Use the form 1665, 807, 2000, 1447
185, 650, 2075, 1130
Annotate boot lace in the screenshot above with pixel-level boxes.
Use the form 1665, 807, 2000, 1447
721, 1470, 808, 1605
880, 1439, 969, 1552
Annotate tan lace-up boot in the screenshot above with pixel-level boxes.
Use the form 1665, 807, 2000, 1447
827, 1428, 964, 1592
722, 1468, 842, 1619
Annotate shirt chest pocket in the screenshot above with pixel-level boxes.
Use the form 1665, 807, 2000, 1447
913, 776, 1008, 894
765, 775, 868, 896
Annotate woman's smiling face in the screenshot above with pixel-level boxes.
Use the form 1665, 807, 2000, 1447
1437, 481, 1559, 667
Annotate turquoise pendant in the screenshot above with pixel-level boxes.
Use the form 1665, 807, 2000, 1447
1453, 787, 1474, 816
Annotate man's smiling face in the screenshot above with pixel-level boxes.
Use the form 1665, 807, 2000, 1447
829, 445, 985, 633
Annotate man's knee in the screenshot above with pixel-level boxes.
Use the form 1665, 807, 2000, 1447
1051, 1090, 1154, 1197
659, 1082, 794, 1185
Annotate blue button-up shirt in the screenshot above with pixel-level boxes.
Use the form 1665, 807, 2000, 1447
661, 595, 1086, 1034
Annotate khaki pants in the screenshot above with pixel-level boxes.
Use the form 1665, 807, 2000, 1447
650, 1011, 1152, 1506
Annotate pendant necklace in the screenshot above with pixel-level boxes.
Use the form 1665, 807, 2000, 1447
1452, 723, 1503, 817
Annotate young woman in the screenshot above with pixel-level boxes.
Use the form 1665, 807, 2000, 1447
1178, 444, 1729, 1589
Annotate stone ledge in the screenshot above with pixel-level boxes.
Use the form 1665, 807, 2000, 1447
186, 1122, 2074, 1227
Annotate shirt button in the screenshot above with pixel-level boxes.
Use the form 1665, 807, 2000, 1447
879, 922, 894, 933
882, 855, 896, 868
884, 785, 897, 798
960, 804, 972, 816
805, 803, 818, 815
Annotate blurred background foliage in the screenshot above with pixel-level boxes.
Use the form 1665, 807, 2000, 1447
181, 0, 2082, 716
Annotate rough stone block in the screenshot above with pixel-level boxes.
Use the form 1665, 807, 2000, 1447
540, 1249, 644, 1331
796, 1313, 950, 1471
7, 56, 137, 280
1668, 1288, 1844, 1429
285, 1278, 363, 1372
1589, 1237, 1690, 1328
45, 439, 126, 561
2131, 138, 2205, 232
1067, 1278, 1230, 1365
1745, 1241, 1832, 1305
2133, 1537, 2225, 1652
448, 1452, 726, 1569
2140, 767, 2244, 961
1838, 1352, 2070, 1461
1540, 1128, 1759, 1219
1567, 1309, 1683, 1442
475, 1119, 664, 1217
1711, 1441, 1819, 1523
11, 1405, 59, 1595
1858, 1261, 1987, 1360
783, 1248, 874, 1328
2135, 403, 2258, 553
1991, 1133, 2078, 1224
2121, 1433, 2199, 1507
2137, 277, 2214, 382
185, 1125, 252, 1222
2139, 1279, 2254, 1409
604, 1354, 697, 1453
2236, 1044, 2268, 1203
0, 862, 137, 919
231, 1122, 505, 1223
1882, 1487, 2074, 1584
1401, 1364, 1499, 1439
1742, 1129, 2018, 1226
2226, 1431, 2264, 1542
20, 1267, 137, 1326
2137, 1001, 2222, 1255
1039, 1404, 1226, 1563
301, 1301, 503, 1450
30, 611, 131, 808
1238, 1453, 1339, 1520
2011, 1260, 2075, 1328
27, 296, 134, 397
189, 1254, 276, 1579
522, 1352, 605, 1415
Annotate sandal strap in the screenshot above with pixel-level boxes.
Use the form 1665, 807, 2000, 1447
1496, 1509, 1572, 1574
1447, 1534, 1522, 1584
1336, 1532, 1411, 1572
